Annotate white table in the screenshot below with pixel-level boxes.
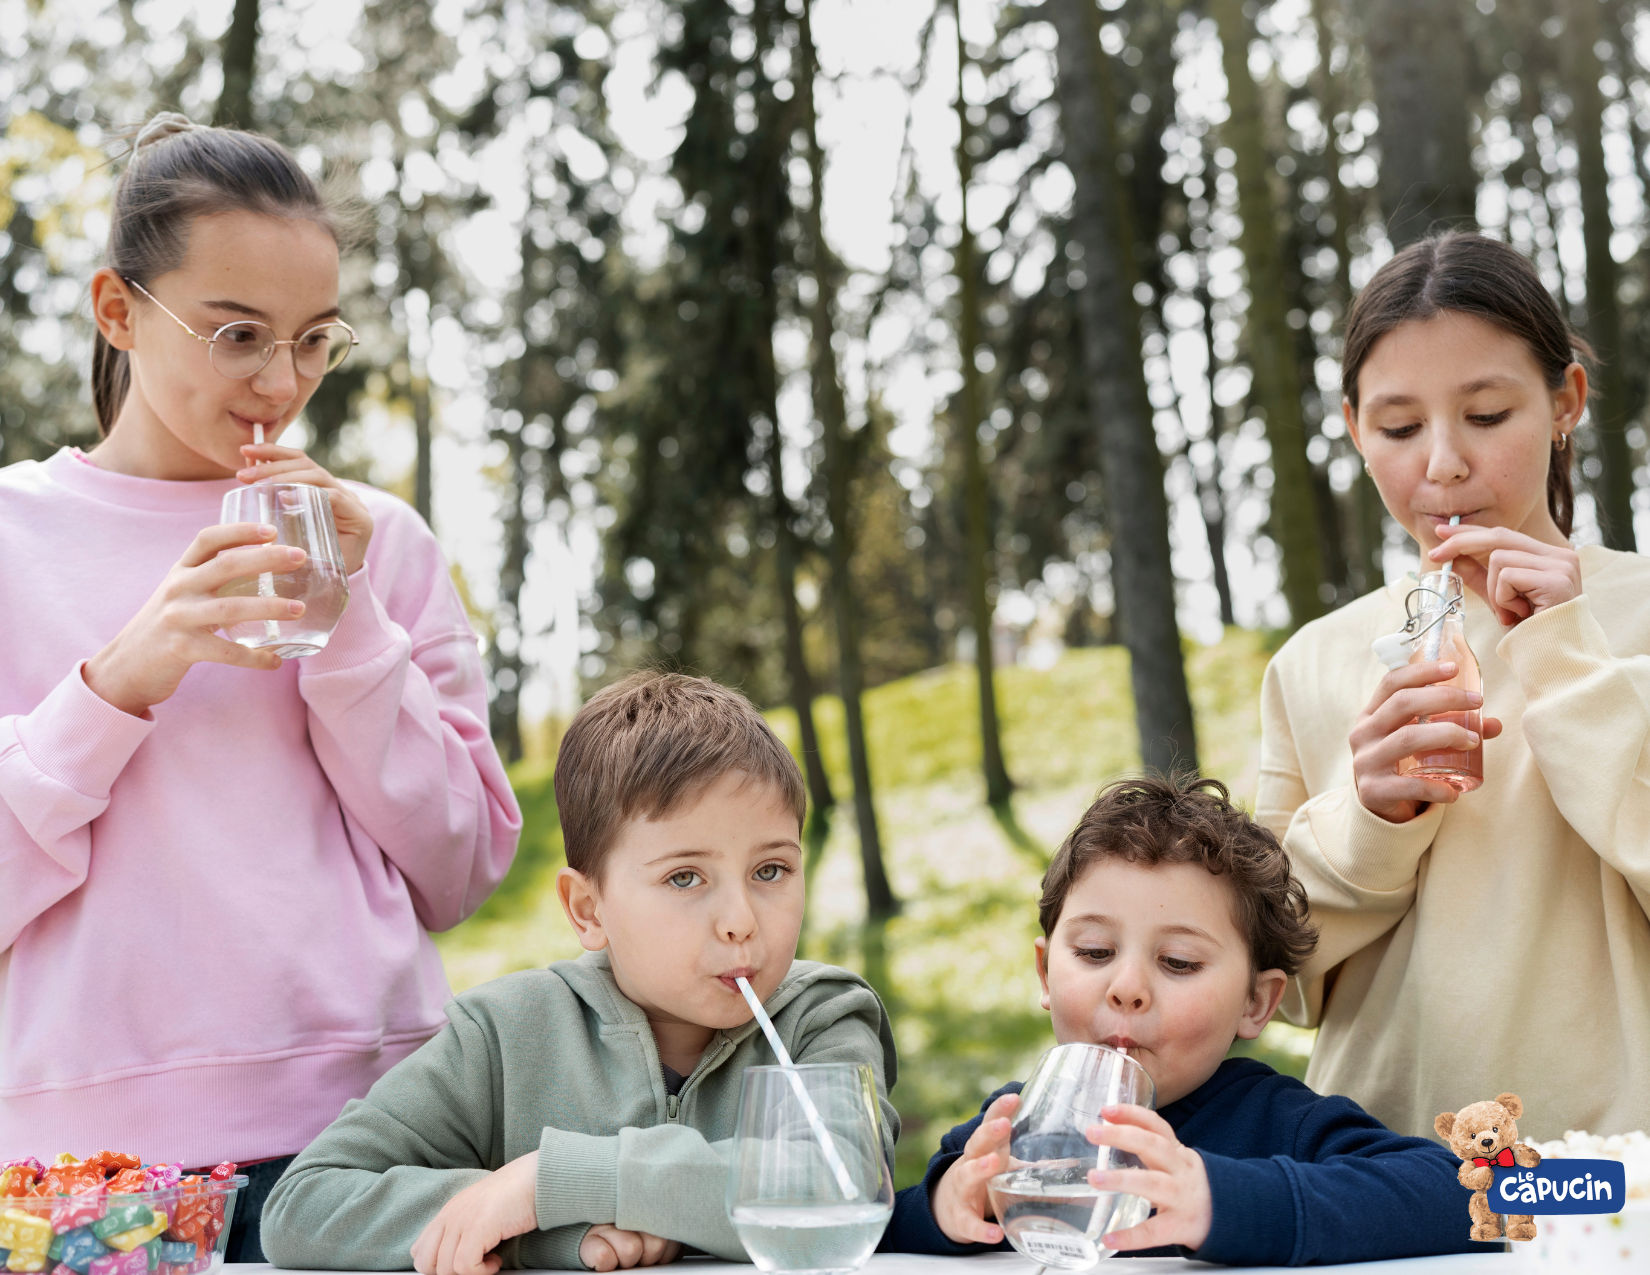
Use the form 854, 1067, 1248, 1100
235, 1251, 1516, 1274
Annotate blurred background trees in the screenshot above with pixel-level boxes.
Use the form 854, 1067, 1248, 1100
8, 0, 1650, 1179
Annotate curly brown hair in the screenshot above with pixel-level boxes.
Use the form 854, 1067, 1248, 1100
1039, 773, 1318, 976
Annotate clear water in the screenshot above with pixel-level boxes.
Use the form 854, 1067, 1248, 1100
988, 1174, 1152, 1268
218, 561, 349, 658
730, 1202, 892, 1275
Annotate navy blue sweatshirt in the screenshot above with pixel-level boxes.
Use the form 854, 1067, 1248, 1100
881, 1057, 1498, 1266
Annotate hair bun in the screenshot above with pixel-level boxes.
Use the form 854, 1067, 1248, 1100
134, 112, 198, 149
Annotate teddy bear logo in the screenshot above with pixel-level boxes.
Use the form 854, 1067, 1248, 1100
1434, 1092, 1543, 1242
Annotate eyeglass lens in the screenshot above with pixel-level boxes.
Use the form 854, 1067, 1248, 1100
209, 323, 354, 379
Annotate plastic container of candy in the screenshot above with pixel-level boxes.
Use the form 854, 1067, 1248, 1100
0, 1159, 245, 1275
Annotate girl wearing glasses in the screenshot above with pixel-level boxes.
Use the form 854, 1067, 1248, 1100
0, 116, 522, 1260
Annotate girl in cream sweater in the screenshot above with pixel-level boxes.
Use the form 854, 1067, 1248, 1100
1258, 232, 1649, 1143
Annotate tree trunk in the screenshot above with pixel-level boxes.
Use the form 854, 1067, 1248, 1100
1194, 244, 1236, 628
411, 368, 433, 528
491, 424, 530, 765
799, 0, 897, 919
1048, 0, 1197, 774
757, 362, 835, 817
1568, 3, 1636, 550
215, 0, 259, 128
1210, 0, 1326, 630
1361, 0, 1476, 247
952, 9, 1014, 805
1312, 0, 1387, 594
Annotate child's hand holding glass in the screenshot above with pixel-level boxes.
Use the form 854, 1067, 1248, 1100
1086, 1104, 1213, 1254
929, 1092, 1021, 1245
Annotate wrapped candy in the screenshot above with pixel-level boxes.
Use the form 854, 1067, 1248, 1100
79, 1159, 135, 1181
101, 1212, 164, 1257
0, 1169, 38, 1200
49, 1190, 106, 1235
98, 1177, 143, 1201
0, 1208, 53, 1272
135, 1171, 176, 1197
85, 1252, 145, 1275
49, 1230, 108, 1275
87, 1209, 149, 1247
39, 1167, 100, 1201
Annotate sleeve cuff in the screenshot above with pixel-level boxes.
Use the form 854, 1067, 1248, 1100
1192, 1151, 1296, 1266
15, 662, 156, 799
299, 562, 405, 675
1496, 593, 1609, 697
536, 1129, 619, 1231
510, 1224, 593, 1270
1307, 783, 1443, 893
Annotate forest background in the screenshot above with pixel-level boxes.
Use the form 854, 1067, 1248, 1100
7, 0, 1650, 1183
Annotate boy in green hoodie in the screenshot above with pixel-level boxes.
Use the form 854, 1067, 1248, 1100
261, 672, 898, 1275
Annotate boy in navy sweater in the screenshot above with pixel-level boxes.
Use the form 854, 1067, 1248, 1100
881, 775, 1492, 1266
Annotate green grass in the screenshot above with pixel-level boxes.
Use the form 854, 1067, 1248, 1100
433, 630, 1315, 1188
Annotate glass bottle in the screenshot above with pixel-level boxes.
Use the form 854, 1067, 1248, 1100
1397, 571, 1483, 792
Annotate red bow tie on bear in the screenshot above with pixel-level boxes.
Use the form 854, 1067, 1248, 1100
1471, 1147, 1516, 1168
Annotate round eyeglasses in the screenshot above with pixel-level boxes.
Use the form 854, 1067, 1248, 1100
125, 277, 359, 379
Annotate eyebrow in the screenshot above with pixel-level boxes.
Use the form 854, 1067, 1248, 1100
1363, 376, 1523, 411
202, 300, 341, 327
1064, 913, 1219, 944
640, 840, 800, 867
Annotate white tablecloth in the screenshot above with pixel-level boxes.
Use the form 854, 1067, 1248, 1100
234, 1251, 1516, 1274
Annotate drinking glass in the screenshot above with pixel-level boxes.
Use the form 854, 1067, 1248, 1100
218, 483, 351, 658
986, 1043, 1157, 1268
1396, 571, 1484, 792
726, 1064, 894, 1275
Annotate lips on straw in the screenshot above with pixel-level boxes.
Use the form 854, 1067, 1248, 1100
734, 975, 859, 1200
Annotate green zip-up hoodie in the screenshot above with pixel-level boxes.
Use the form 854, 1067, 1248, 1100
260, 951, 898, 1270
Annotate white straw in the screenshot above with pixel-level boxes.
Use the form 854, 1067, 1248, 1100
252, 424, 281, 641
1421, 516, 1460, 665
735, 976, 859, 1200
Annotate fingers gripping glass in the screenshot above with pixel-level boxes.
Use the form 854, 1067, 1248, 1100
125, 278, 358, 379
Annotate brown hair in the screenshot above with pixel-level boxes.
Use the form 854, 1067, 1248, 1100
1341, 232, 1590, 538
554, 670, 807, 880
94, 114, 352, 437
1039, 773, 1318, 976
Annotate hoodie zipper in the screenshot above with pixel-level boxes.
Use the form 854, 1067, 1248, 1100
666, 1037, 733, 1122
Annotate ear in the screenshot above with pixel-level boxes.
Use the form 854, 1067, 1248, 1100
1496, 1093, 1523, 1120
1235, 968, 1289, 1040
1343, 397, 1363, 453
1552, 363, 1588, 435
1033, 936, 1052, 1012
1435, 1112, 1456, 1139
90, 268, 140, 351
555, 866, 608, 953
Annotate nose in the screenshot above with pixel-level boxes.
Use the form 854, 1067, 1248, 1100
1106, 955, 1152, 1014
717, 882, 759, 946
1424, 422, 1469, 487
250, 345, 300, 404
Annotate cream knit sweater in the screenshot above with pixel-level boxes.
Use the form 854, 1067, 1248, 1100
1258, 544, 1650, 1144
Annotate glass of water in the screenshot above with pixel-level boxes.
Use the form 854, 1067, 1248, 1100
727, 1063, 893, 1275
218, 483, 351, 658
986, 1042, 1156, 1268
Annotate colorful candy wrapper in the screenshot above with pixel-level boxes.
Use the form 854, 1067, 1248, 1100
137, 1170, 177, 1196
86, 1251, 145, 1275
0, 1209, 53, 1272
88, 1209, 149, 1247
102, 1211, 165, 1256
49, 1190, 106, 1235
81, 1159, 136, 1180
51, 1230, 108, 1275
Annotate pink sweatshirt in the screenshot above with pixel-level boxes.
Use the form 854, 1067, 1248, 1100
0, 448, 521, 1167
